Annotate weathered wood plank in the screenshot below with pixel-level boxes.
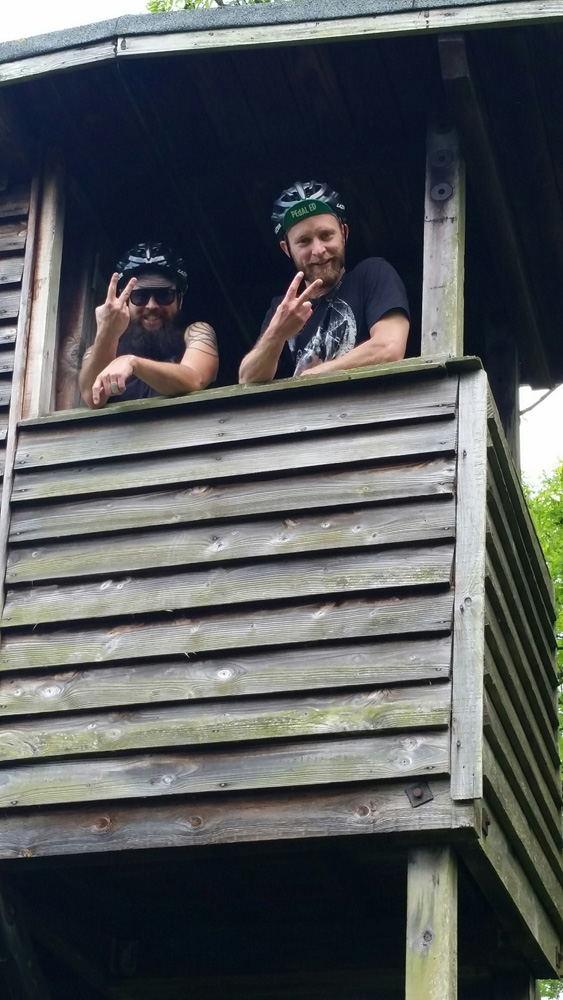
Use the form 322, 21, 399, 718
0, 635, 452, 717
482, 740, 563, 933
17, 358, 478, 428
487, 394, 554, 617
462, 797, 560, 978
405, 847, 457, 1000
0, 220, 27, 254
0, 185, 30, 220
484, 630, 560, 806
451, 369, 487, 799
0, 591, 454, 671
0, 682, 451, 762
0, 779, 474, 859
22, 150, 65, 418
9, 457, 456, 543
0, 731, 449, 809
6, 498, 455, 584
488, 458, 553, 645
483, 694, 562, 856
484, 650, 561, 841
0, 325, 16, 346
14, 378, 458, 470
421, 123, 465, 358
0, 378, 12, 408
12, 419, 458, 503
486, 526, 558, 726
0, 288, 21, 321
0, 256, 24, 287
2, 544, 454, 627
0, 349, 15, 375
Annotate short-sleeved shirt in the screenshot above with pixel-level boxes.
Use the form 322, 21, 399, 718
260, 257, 409, 378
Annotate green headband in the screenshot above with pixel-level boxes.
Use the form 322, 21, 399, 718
282, 199, 337, 234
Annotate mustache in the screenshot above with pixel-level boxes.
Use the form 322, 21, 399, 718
119, 318, 186, 362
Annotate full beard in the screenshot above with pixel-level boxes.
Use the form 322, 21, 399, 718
119, 317, 186, 363
300, 253, 345, 293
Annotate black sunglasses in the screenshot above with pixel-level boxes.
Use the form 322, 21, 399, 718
130, 287, 177, 306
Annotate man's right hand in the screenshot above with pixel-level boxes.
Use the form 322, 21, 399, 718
94, 273, 137, 341
269, 272, 323, 342
238, 273, 323, 384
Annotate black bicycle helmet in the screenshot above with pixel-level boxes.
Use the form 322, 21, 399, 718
271, 180, 346, 238
116, 242, 188, 294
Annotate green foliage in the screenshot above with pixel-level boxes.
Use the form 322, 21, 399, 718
147, 0, 298, 12
525, 462, 563, 673
539, 983, 563, 999
527, 464, 563, 1000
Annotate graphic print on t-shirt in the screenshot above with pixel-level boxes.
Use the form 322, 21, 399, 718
290, 293, 357, 375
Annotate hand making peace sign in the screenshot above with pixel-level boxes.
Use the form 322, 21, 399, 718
271, 272, 324, 341
94, 272, 138, 342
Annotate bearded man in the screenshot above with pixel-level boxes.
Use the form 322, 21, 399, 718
79, 242, 218, 408
239, 181, 409, 383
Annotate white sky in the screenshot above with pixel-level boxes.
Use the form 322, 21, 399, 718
520, 385, 563, 487
0, 0, 147, 43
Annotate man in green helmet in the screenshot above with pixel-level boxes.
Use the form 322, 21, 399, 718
239, 180, 409, 383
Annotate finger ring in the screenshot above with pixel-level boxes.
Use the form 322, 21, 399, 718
110, 382, 119, 395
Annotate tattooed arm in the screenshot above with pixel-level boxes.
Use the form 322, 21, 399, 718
92, 322, 219, 404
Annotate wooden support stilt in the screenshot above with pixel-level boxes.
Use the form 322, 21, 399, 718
421, 119, 466, 358
485, 319, 520, 473
405, 846, 458, 1000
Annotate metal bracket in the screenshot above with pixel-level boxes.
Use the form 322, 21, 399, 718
405, 782, 434, 808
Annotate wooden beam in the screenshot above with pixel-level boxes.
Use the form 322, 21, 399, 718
438, 33, 551, 387
451, 369, 488, 799
421, 120, 465, 357
405, 846, 458, 1000
22, 149, 65, 419
0, 3, 562, 86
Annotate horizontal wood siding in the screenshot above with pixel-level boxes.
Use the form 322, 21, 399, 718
483, 394, 563, 925
0, 369, 457, 846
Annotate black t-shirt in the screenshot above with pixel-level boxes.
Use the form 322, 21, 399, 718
260, 257, 409, 378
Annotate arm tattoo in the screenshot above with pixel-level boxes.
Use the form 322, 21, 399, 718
185, 322, 218, 358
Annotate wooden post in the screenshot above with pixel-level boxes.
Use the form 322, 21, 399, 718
22, 148, 65, 419
405, 846, 458, 1000
485, 319, 520, 473
421, 120, 466, 358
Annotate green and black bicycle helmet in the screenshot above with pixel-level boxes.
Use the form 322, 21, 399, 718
271, 180, 347, 238
116, 242, 188, 294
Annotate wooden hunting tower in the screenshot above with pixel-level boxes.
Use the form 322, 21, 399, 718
0, 1, 561, 997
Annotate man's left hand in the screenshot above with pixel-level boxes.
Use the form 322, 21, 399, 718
91, 355, 137, 406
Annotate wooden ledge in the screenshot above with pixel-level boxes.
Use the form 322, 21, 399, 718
18, 355, 483, 429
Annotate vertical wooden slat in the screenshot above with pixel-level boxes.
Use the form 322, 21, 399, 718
421, 121, 466, 357
0, 171, 40, 627
405, 846, 458, 1000
451, 369, 487, 799
22, 149, 65, 419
